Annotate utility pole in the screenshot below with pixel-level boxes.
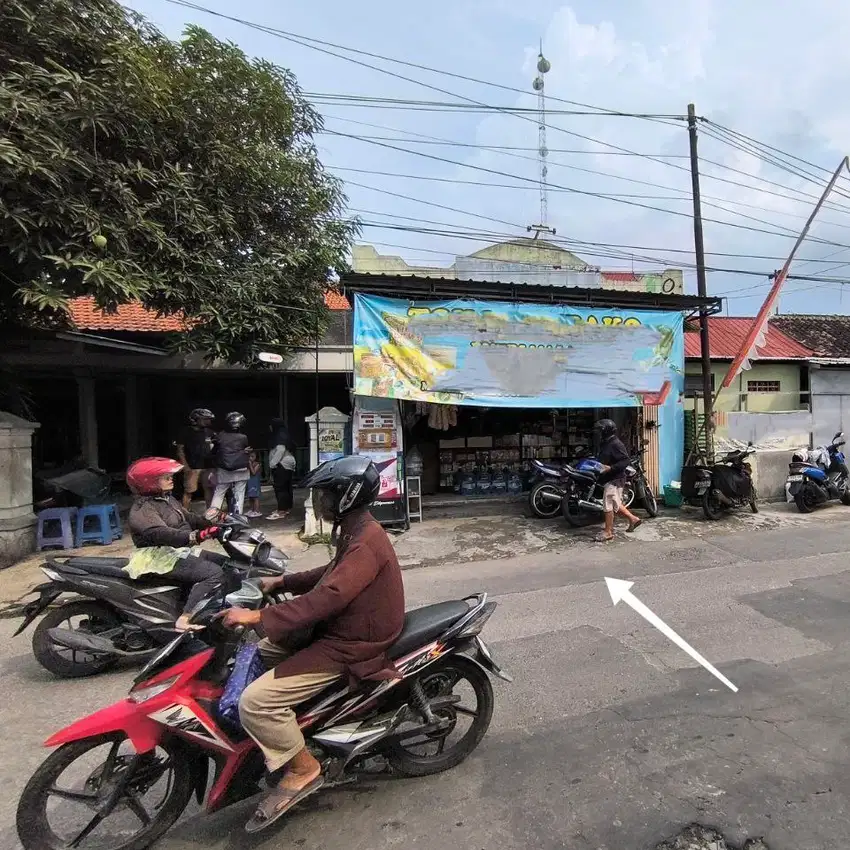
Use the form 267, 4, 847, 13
687, 103, 714, 461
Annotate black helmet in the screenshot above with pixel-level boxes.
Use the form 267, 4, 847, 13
300, 455, 380, 519
225, 411, 246, 432
594, 418, 617, 441
189, 408, 214, 426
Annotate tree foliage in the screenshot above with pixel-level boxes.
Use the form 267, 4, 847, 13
0, 0, 356, 363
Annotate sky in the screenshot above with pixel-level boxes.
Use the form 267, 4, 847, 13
126, 0, 850, 316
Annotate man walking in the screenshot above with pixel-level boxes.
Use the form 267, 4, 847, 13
594, 418, 642, 542
175, 408, 215, 510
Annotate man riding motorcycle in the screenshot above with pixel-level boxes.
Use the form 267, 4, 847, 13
218, 455, 405, 833
126, 457, 228, 631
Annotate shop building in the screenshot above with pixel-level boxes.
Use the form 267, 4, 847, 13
344, 271, 720, 508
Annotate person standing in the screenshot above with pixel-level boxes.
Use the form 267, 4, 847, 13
174, 408, 215, 510
267, 418, 297, 521
208, 412, 251, 518
594, 418, 641, 543
244, 451, 264, 518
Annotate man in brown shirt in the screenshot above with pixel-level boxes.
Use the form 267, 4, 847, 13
219, 456, 404, 833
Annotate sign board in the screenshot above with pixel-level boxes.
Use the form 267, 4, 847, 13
258, 352, 284, 364
353, 294, 683, 409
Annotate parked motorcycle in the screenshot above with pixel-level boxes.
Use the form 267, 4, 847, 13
624, 443, 659, 518
16, 578, 510, 850
786, 432, 850, 513
560, 458, 637, 527
14, 518, 288, 679
702, 444, 758, 520
527, 446, 591, 519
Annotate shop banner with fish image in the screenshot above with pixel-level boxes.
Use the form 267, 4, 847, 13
353, 294, 683, 409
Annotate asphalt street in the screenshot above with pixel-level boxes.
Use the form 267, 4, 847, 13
2, 510, 850, 849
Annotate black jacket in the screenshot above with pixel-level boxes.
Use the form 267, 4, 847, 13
129, 495, 209, 548
214, 431, 250, 471
598, 436, 631, 485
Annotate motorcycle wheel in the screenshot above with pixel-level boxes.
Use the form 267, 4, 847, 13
529, 482, 562, 519
795, 488, 816, 514
702, 489, 725, 521
842, 492, 850, 506
749, 489, 759, 513
622, 484, 636, 509
17, 733, 194, 850
32, 601, 123, 678
642, 484, 659, 518
562, 497, 600, 527
387, 655, 493, 778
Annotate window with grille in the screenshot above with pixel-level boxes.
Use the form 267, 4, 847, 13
747, 380, 781, 393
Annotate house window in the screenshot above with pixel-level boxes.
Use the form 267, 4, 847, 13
747, 380, 781, 393
685, 373, 715, 395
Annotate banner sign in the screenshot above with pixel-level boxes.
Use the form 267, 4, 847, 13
353, 294, 684, 409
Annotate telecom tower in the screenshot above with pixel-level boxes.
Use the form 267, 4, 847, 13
528, 44, 555, 239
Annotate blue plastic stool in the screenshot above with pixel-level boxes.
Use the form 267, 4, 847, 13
75, 504, 122, 546
37, 507, 78, 551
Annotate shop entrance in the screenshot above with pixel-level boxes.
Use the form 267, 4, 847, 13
402, 403, 644, 502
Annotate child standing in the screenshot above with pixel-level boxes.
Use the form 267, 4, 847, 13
245, 451, 263, 518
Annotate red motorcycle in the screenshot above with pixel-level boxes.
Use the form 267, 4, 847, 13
16, 578, 510, 850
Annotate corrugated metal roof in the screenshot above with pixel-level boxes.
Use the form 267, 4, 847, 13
684, 317, 814, 360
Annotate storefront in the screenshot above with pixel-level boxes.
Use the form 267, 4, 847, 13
344, 272, 720, 514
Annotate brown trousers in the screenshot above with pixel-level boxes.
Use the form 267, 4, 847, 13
238, 639, 341, 772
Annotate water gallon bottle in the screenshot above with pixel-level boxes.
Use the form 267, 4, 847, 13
406, 447, 424, 478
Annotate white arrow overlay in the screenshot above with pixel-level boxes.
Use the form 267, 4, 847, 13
604, 577, 739, 693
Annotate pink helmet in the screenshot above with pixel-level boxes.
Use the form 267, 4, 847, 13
127, 457, 183, 496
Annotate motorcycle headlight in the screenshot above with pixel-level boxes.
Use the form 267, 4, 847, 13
129, 676, 178, 704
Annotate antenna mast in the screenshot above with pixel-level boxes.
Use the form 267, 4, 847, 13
528, 42, 555, 239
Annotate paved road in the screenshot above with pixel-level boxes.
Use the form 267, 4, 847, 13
3, 511, 850, 849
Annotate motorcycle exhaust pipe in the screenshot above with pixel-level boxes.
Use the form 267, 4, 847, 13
539, 490, 562, 504
46, 627, 143, 658
577, 500, 604, 513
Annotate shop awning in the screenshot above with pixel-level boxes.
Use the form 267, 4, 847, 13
341, 272, 722, 317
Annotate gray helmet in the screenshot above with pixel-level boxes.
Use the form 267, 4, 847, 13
594, 418, 617, 441
300, 455, 380, 519
189, 408, 214, 426
225, 411, 246, 432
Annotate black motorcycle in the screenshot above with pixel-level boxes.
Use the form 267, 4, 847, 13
560, 458, 637, 527
787, 432, 850, 513
527, 446, 592, 519
625, 443, 659, 518
15, 519, 287, 678
702, 444, 758, 520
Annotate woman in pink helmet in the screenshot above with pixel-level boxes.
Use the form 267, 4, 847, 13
126, 457, 227, 630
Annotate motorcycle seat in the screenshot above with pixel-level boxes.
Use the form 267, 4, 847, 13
388, 600, 471, 660
49, 556, 131, 578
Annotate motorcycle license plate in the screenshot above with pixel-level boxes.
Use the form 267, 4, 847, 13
788, 475, 803, 482
695, 481, 709, 492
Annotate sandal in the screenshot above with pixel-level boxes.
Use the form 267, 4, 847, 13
594, 533, 614, 543
245, 775, 325, 834
627, 519, 643, 533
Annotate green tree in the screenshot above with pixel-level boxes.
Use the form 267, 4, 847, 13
0, 0, 356, 363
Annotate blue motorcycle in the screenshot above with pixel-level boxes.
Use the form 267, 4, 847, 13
786, 432, 850, 513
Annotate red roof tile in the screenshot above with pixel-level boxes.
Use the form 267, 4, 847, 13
684, 317, 814, 360
68, 290, 350, 333
68, 298, 187, 332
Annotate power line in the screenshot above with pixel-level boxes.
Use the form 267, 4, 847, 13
322, 115, 850, 231
166, 0, 684, 121
307, 92, 680, 118
328, 128, 850, 249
